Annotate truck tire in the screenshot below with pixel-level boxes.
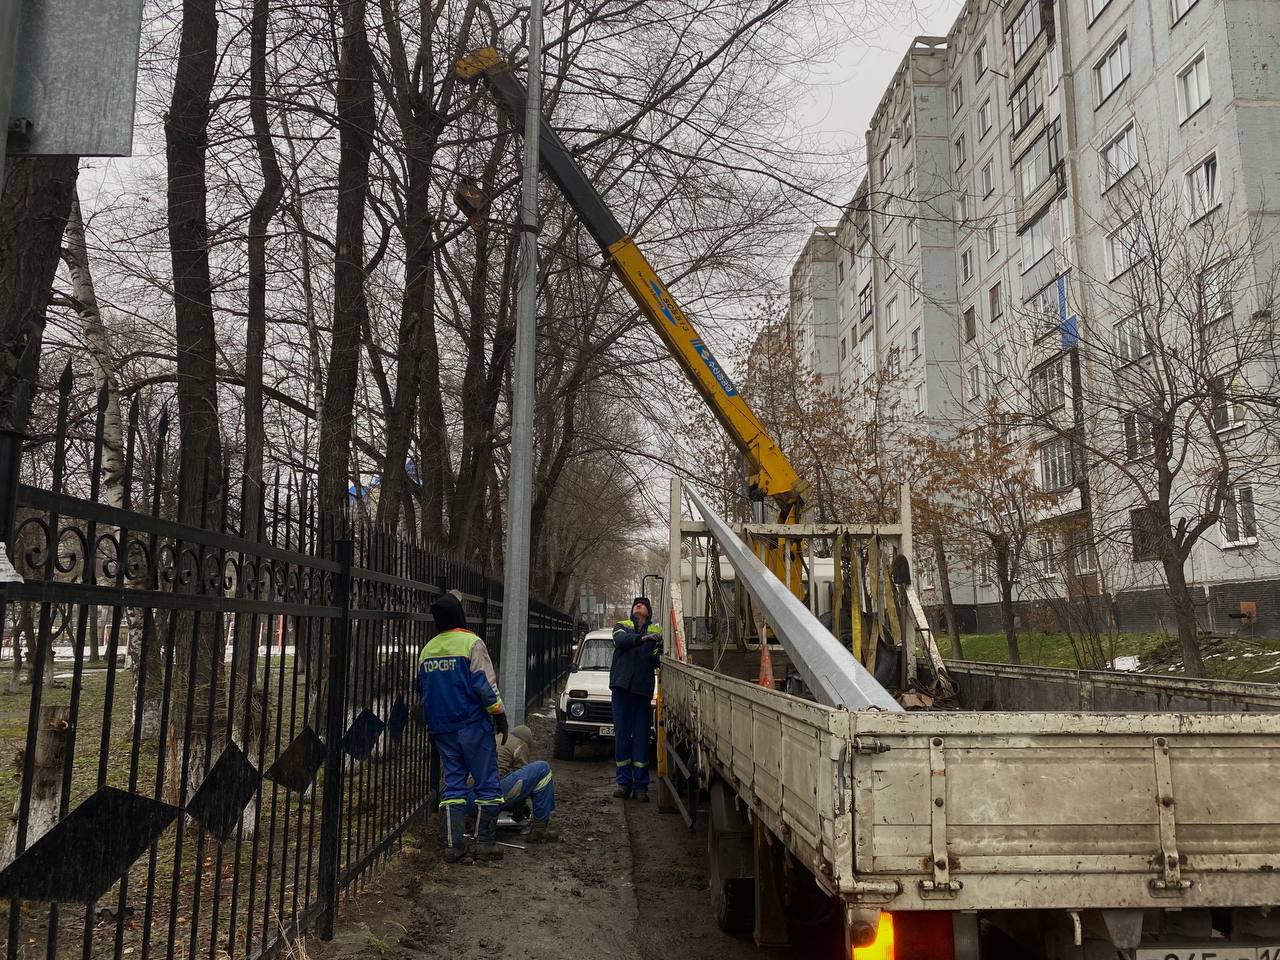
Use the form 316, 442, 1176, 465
707, 779, 754, 937
553, 723, 576, 761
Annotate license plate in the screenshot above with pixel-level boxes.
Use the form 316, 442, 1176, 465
1138, 947, 1280, 960
599, 725, 614, 737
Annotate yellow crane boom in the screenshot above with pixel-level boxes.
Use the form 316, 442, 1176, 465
456, 48, 809, 519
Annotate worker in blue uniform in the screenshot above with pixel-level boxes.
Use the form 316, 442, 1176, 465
610, 596, 662, 801
464, 724, 560, 842
416, 588, 509, 862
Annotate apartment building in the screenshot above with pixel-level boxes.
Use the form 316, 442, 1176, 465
786, 226, 842, 386
784, 0, 1280, 638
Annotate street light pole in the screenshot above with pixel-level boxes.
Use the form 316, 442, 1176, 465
498, 0, 542, 726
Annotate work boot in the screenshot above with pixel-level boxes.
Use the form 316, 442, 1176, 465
474, 804, 503, 862
526, 819, 560, 843
473, 842, 504, 862
633, 789, 649, 803
613, 786, 631, 800
441, 802, 467, 862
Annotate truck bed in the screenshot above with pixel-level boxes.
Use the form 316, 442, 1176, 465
662, 659, 1280, 914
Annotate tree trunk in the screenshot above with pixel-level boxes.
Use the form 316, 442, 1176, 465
317, 0, 374, 519
931, 533, 963, 659
165, 0, 226, 798
1, 706, 69, 866
0, 157, 78, 433
995, 545, 1020, 665
1162, 554, 1205, 677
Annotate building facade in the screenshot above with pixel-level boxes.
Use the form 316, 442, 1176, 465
786, 0, 1280, 639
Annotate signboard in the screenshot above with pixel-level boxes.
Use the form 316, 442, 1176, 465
6, 0, 145, 156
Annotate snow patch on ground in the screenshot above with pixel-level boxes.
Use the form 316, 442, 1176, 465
1110, 655, 1141, 672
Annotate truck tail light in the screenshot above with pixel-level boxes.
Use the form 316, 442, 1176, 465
852, 913, 894, 960
852, 913, 954, 960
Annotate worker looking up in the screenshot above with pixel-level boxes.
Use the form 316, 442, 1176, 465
416, 588, 509, 863
467, 724, 560, 842
610, 597, 662, 801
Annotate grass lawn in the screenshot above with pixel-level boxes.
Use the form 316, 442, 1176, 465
935, 630, 1280, 684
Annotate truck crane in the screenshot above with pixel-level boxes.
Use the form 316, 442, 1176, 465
455, 48, 808, 522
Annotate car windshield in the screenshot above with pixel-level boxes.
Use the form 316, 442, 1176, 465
576, 639, 612, 671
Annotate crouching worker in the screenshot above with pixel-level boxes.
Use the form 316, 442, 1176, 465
497, 725, 559, 843
416, 589, 509, 863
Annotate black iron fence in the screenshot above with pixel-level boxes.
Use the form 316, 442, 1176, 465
0, 370, 573, 959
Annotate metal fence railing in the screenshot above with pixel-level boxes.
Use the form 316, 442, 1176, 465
0, 369, 573, 960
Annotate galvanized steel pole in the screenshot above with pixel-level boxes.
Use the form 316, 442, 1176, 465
0, 0, 21, 186
498, 0, 543, 726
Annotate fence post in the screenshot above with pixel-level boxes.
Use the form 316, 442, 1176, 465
318, 534, 352, 941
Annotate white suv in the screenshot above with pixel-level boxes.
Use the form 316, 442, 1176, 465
554, 629, 615, 760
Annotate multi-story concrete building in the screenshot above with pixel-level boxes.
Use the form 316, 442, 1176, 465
786, 226, 842, 387
785, 0, 1280, 638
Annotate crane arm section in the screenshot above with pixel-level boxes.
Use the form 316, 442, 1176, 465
457, 48, 807, 514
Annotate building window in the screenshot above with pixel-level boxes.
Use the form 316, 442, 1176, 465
1115, 313, 1150, 363
955, 134, 967, 170
994, 346, 1008, 380
1171, 0, 1200, 23
1202, 263, 1231, 322
957, 191, 969, 223
968, 365, 982, 402
979, 99, 993, 138
880, 147, 893, 179
981, 160, 995, 197
909, 272, 920, 305
906, 219, 918, 250
1107, 221, 1136, 278
840, 337, 848, 361
859, 283, 873, 318
1123, 411, 1155, 460
910, 326, 921, 359
1033, 281, 1060, 338
1031, 356, 1066, 413
961, 247, 975, 282
1186, 152, 1221, 219
1039, 437, 1073, 490
1088, 0, 1113, 23
886, 295, 900, 330
951, 80, 964, 115
964, 305, 977, 341
1211, 376, 1243, 433
975, 40, 989, 80
1094, 34, 1131, 106
1011, 70, 1042, 136
1018, 132, 1052, 200
1221, 485, 1257, 547
905, 164, 916, 197
1047, 43, 1061, 92
1011, 1, 1043, 64
1020, 210, 1053, 273
914, 383, 925, 414
989, 281, 1004, 322
1101, 121, 1137, 190
985, 222, 1000, 259
1178, 49, 1210, 120
859, 333, 874, 377
1131, 506, 1162, 561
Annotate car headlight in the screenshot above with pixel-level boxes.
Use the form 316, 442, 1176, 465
568, 701, 586, 719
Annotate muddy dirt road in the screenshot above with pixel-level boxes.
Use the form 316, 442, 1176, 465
315, 709, 786, 960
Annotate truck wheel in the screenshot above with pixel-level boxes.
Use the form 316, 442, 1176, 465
553, 724, 576, 761
707, 779, 754, 936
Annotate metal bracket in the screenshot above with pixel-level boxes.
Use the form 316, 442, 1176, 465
918, 877, 964, 898
1151, 736, 1192, 895
852, 736, 890, 755
927, 736, 959, 896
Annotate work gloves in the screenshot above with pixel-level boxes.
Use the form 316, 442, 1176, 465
493, 711, 509, 744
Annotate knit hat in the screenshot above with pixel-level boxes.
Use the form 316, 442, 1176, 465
512, 725, 534, 748
631, 596, 653, 620
430, 590, 467, 631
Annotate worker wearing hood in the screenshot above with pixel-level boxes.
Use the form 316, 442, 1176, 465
416, 588, 509, 862
610, 596, 662, 801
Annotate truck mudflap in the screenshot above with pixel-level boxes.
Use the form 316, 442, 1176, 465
664, 660, 1280, 915
849, 711, 1280, 912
